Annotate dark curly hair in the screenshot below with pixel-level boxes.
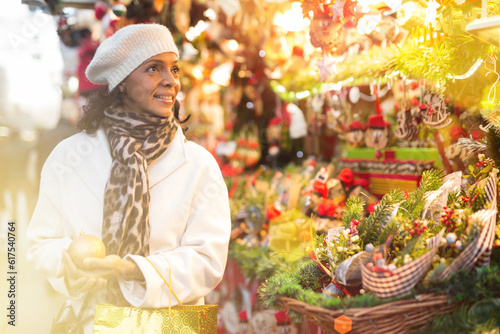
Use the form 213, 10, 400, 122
77, 87, 190, 133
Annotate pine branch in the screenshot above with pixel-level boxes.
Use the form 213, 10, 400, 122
341, 197, 365, 229
400, 169, 445, 219
485, 126, 500, 168
457, 137, 487, 158
358, 189, 404, 246
377, 219, 398, 245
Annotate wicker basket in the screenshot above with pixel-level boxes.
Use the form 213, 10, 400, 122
279, 293, 458, 334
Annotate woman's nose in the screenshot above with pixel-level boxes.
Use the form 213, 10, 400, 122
161, 72, 175, 86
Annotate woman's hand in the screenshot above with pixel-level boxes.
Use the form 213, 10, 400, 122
58, 252, 145, 296
57, 251, 108, 296
83, 255, 145, 282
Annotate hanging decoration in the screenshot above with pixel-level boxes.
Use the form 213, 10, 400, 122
309, 8, 344, 51
394, 106, 421, 141
365, 114, 391, 158
445, 125, 469, 171
421, 94, 453, 129
316, 52, 337, 81
343, 0, 358, 21
346, 120, 366, 147
331, 0, 346, 21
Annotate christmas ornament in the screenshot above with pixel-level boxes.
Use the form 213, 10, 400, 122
112, 2, 127, 17
394, 106, 421, 141
67, 233, 106, 269
445, 125, 469, 171
316, 53, 337, 81
309, 9, 344, 51
422, 94, 452, 129
332, 0, 346, 21
365, 114, 391, 157
346, 120, 365, 147
286, 103, 307, 139
349, 86, 360, 103
343, 0, 358, 20
327, 178, 347, 205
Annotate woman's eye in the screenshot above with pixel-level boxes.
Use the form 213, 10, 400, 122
147, 66, 159, 72
172, 67, 180, 74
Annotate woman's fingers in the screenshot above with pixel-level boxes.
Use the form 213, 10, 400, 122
68, 276, 108, 294
83, 255, 123, 276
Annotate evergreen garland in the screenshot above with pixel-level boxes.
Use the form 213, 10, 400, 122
258, 260, 389, 321
485, 126, 500, 168
341, 197, 365, 229
420, 301, 500, 334
400, 169, 445, 220
358, 189, 404, 246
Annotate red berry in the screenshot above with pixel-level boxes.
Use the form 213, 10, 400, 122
410, 231, 415, 236
448, 227, 452, 232
476, 163, 481, 167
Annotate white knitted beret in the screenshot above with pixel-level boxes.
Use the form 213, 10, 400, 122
86, 24, 179, 92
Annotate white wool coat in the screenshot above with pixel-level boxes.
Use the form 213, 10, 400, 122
27, 125, 231, 331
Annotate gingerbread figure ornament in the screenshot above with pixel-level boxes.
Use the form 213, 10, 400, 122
309, 9, 344, 52
365, 114, 391, 159
346, 120, 366, 147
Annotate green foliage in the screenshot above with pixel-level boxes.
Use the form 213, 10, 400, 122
258, 260, 389, 321
400, 169, 445, 220
419, 265, 500, 302
485, 126, 500, 168
419, 299, 500, 334
341, 197, 365, 229
377, 218, 398, 245
229, 242, 305, 282
358, 189, 404, 246
259, 261, 500, 323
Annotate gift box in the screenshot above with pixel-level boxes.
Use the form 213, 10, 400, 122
93, 304, 218, 333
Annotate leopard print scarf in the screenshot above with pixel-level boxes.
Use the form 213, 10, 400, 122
101, 107, 178, 304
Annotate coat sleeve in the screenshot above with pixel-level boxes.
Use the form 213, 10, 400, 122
119, 175, 231, 308
26, 151, 74, 298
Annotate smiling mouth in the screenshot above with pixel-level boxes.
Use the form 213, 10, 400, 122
154, 95, 174, 103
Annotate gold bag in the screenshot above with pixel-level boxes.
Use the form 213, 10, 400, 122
93, 303, 218, 333
93, 258, 218, 333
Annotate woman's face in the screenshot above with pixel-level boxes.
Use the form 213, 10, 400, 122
120, 52, 180, 117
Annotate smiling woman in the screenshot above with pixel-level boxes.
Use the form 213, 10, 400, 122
27, 23, 231, 334
120, 53, 181, 118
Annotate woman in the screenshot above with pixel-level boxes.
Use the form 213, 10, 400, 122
27, 24, 231, 332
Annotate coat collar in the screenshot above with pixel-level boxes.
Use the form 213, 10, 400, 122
73, 125, 188, 204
